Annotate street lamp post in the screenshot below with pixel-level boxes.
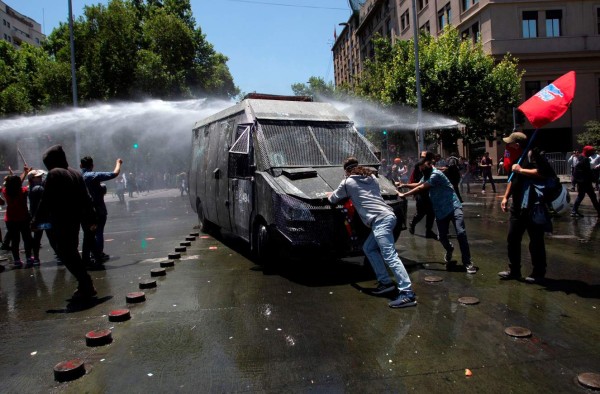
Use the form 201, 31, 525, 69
411, 0, 424, 153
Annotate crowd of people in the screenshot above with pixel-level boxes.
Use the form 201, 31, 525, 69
333, 131, 600, 309
0, 144, 190, 300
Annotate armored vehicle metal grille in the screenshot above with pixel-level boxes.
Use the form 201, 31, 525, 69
256, 121, 377, 169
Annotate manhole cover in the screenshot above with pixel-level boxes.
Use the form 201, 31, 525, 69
139, 280, 156, 289
504, 326, 532, 338
54, 359, 85, 382
85, 329, 113, 347
424, 276, 443, 283
150, 268, 166, 277
578, 372, 600, 390
458, 296, 480, 305
126, 291, 146, 303
108, 309, 131, 322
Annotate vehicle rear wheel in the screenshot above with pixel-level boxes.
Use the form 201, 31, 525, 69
253, 221, 276, 270
196, 199, 214, 234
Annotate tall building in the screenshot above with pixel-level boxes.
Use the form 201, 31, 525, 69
0, 0, 45, 48
333, 0, 600, 152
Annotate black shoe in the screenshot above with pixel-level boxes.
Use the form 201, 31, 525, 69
498, 270, 521, 280
371, 282, 396, 295
570, 211, 584, 217
465, 263, 478, 274
444, 245, 454, 263
72, 286, 97, 300
93, 253, 110, 263
425, 231, 438, 240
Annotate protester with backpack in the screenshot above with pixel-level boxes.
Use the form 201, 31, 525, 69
499, 132, 554, 284
571, 145, 600, 218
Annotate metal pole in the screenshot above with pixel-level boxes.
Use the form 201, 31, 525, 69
411, 0, 424, 153
68, 0, 80, 159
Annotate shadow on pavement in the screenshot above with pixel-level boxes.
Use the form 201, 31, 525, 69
46, 295, 113, 314
539, 278, 600, 299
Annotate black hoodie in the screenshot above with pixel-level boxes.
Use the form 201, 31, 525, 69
32, 145, 96, 228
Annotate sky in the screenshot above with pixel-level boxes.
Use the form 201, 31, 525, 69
12, 0, 353, 96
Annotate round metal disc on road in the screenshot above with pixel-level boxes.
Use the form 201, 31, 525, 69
150, 268, 166, 277
185, 236, 195, 241
168, 253, 181, 259
458, 296, 480, 305
126, 291, 146, 303
578, 372, 600, 390
180, 241, 191, 247
108, 309, 131, 322
54, 359, 86, 382
504, 326, 532, 338
85, 329, 113, 347
175, 246, 186, 253
139, 279, 157, 289
424, 276, 443, 283
160, 260, 175, 268
190, 232, 200, 237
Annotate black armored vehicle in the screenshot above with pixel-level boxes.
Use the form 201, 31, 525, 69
189, 93, 406, 265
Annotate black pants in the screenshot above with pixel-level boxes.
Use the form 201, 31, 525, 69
410, 194, 435, 232
572, 182, 600, 214
507, 208, 546, 277
6, 220, 33, 261
53, 223, 93, 291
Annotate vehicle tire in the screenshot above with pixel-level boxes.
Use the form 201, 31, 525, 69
253, 221, 277, 271
196, 199, 214, 234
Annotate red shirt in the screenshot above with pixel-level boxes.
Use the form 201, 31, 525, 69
2, 186, 30, 222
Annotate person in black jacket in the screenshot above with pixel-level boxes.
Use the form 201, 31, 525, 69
404, 151, 437, 239
31, 145, 98, 299
571, 145, 600, 217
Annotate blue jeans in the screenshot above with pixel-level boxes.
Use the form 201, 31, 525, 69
437, 207, 471, 265
363, 215, 412, 292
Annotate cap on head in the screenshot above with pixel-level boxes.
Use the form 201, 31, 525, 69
503, 132, 527, 144
393, 157, 401, 164
27, 169, 46, 181
583, 145, 595, 157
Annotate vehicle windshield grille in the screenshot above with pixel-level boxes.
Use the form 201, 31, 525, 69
257, 121, 377, 168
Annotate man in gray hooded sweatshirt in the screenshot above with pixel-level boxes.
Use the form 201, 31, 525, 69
31, 145, 98, 299
327, 157, 416, 308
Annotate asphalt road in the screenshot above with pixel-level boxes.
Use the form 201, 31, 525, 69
0, 187, 598, 393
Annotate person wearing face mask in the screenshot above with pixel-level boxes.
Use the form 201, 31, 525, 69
327, 157, 417, 309
398, 157, 477, 274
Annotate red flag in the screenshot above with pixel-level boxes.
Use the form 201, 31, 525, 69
518, 71, 576, 128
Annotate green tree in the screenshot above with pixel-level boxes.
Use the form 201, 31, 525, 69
356, 28, 523, 144
576, 121, 600, 147
291, 76, 335, 99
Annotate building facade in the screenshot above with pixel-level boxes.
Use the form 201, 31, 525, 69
0, 0, 45, 48
333, 0, 600, 153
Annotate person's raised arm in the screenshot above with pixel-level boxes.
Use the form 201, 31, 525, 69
113, 159, 123, 176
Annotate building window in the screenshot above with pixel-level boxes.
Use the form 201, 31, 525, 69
525, 81, 541, 99
438, 3, 451, 30
418, 0, 429, 11
522, 11, 538, 38
546, 10, 562, 37
421, 21, 430, 34
597, 8, 600, 34
462, 22, 480, 43
401, 10, 410, 31
2, 19, 5, 26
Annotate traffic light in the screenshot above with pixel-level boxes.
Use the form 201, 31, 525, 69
382, 130, 387, 136
133, 143, 139, 149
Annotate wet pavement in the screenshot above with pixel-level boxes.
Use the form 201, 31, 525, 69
0, 185, 598, 393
